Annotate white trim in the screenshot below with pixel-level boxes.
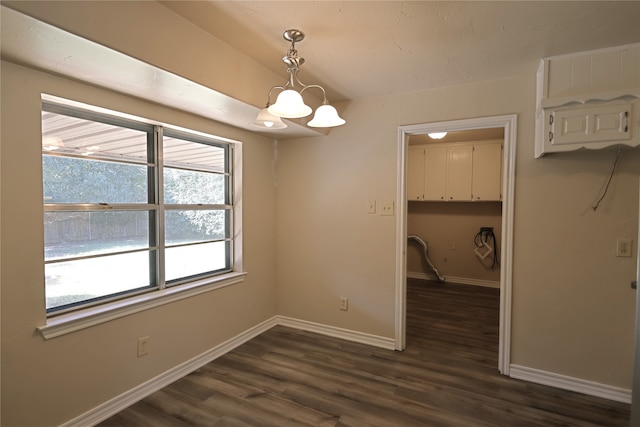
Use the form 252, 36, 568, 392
60, 316, 277, 427
407, 271, 500, 288
38, 272, 247, 340
499, 115, 517, 375
632, 179, 640, 424
276, 316, 396, 350
232, 141, 244, 273
395, 128, 409, 350
397, 114, 517, 375
510, 364, 631, 404
61, 315, 394, 426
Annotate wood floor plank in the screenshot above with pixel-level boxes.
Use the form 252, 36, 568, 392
98, 279, 630, 426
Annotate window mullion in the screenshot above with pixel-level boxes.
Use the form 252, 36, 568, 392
155, 126, 166, 290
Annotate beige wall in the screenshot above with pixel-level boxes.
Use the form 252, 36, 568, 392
407, 202, 502, 283
277, 75, 639, 390
0, 61, 278, 426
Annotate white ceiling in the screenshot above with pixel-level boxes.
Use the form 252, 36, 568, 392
160, 1, 640, 103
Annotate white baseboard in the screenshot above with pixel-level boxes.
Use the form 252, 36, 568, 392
509, 364, 631, 404
64, 316, 394, 426
63, 317, 278, 427
407, 271, 500, 288
276, 315, 396, 350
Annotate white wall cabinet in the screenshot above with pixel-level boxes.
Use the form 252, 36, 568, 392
535, 43, 640, 157
408, 140, 502, 202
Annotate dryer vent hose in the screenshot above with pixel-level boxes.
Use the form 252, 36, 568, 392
408, 235, 445, 282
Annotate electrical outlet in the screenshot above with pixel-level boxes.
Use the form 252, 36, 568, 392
137, 336, 150, 357
339, 297, 348, 311
616, 239, 632, 257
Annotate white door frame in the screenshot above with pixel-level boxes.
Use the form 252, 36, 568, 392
395, 114, 517, 375
631, 180, 640, 424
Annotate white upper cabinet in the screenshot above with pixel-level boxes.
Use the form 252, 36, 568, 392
408, 141, 502, 202
407, 145, 427, 201
446, 145, 473, 201
472, 142, 502, 201
535, 43, 640, 157
423, 145, 447, 200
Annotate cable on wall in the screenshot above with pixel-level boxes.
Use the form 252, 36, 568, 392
474, 227, 500, 269
592, 147, 622, 212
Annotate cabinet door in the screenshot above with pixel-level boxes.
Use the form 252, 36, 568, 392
423, 145, 447, 200
407, 146, 425, 201
446, 145, 473, 200
552, 104, 631, 145
472, 142, 502, 201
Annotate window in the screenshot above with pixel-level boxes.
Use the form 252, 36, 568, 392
42, 102, 235, 314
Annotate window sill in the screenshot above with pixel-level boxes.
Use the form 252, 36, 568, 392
37, 271, 247, 340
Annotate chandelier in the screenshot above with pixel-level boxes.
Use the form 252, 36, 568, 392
253, 29, 346, 129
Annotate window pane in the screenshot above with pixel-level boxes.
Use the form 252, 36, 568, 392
165, 241, 228, 282
165, 210, 227, 245
41, 110, 151, 163
163, 135, 226, 172
43, 155, 149, 204
45, 251, 154, 311
163, 168, 225, 205
45, 211, 150, 260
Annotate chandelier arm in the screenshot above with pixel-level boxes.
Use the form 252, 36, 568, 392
299, 84, 329, 104
266, 85, 288, 105
289, 68, 329, 104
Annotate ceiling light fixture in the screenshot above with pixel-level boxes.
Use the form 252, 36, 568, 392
428, 132, 448, 140
255, 29, 346, 129
252, 107, 287, 129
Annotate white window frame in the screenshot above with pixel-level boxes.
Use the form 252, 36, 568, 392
37, 95, 245, 339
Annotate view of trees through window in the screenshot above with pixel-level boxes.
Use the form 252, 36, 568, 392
42, 105, 232, 313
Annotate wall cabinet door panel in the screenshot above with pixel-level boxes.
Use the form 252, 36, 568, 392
407, 146, 426, 201
446, 145, 473, 200
423, 146, 447, 200
472, 142, 502, 201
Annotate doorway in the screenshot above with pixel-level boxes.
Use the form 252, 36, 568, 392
395, 115, 517, 375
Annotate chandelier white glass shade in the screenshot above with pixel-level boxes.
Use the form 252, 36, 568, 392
256, 29, 346, 129
253, 107, 288, 129
307, 104, 346, 127
268, 90, 312, 118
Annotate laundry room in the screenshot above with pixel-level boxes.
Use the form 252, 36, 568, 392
406, 128, 504, 288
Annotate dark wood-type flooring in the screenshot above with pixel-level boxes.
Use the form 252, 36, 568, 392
99, 279, 630, 426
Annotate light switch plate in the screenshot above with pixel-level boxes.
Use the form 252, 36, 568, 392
381, 201, 394, 216
616, 239, 632, 257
